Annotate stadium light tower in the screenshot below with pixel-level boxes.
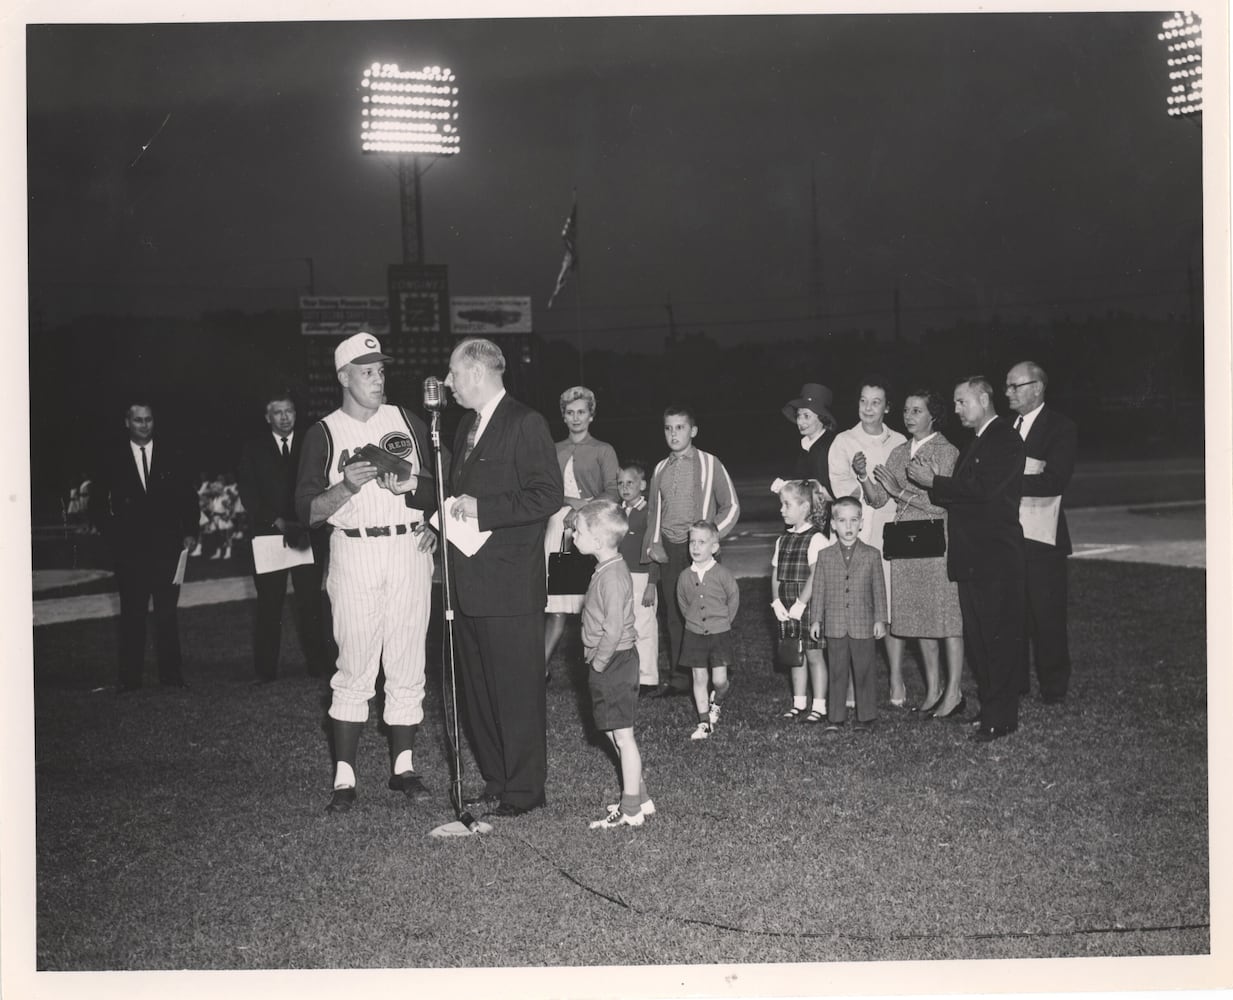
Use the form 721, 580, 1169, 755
1158, 12, 1203, 120
360, 62, 461, 263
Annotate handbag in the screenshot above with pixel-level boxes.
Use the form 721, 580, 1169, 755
882, 491, 945, 560
774, 619, 804, 668
547, 535, 595, 596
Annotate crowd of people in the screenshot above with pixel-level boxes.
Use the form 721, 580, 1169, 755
85, 332, 1076, 829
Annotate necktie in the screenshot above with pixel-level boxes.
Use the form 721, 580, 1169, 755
140, 445, 149, 491
281, 437, 290, 459
1014, 416, 1024, 437
463, 418, 478, 462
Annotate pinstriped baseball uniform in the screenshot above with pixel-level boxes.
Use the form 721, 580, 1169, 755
301, 404, 433, 726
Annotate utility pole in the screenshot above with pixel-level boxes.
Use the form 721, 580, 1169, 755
810, 163, 823, 336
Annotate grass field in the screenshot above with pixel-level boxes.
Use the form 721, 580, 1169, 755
31, 560, 1208, 973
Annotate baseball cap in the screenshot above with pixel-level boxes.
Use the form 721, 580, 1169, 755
334, 332, 393, 370
782, 383, 834, 425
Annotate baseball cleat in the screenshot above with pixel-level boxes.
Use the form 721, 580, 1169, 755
388, 771, 430, 801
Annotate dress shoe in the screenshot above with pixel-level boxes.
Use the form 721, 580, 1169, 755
912, 693, 944, 715
930, 695, 967, 720
970, 723, 1018, 743
852, 720, 875, 734
638, 684, 660, 698
388, 771, 430, 801
487, 797, 545, 818
463, 793, 500, 811
325, 787, 357, 813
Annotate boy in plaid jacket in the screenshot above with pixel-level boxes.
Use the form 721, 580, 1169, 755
808, 497, 887, 733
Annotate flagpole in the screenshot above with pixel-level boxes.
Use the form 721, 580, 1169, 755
573, 266, 584, 385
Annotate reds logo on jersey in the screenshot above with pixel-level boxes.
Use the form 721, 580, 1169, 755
380, 432, 413, 458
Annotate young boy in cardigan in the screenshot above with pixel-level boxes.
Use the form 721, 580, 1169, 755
808, 497, 888, 734
643, 404, 740, 696
676, 520, 741, 740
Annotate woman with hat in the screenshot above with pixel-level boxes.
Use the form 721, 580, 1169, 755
782, 383, 838, 502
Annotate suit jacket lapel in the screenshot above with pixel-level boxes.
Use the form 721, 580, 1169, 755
1023, 407, 1046, 454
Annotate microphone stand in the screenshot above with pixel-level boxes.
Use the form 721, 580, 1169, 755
427, 405, 482, 835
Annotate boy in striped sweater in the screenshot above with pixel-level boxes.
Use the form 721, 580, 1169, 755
642, 404, 740, 696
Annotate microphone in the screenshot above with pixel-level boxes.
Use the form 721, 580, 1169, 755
423, 376, 445, 411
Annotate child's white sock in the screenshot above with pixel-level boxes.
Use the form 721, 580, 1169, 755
793, 695, 807, 710
333, 762, 356, 790
811, 697, 827, 713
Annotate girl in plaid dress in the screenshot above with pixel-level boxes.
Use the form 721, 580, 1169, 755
770, 479, 832, 722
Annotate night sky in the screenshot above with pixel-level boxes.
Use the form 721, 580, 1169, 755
23, 6, 1206, 349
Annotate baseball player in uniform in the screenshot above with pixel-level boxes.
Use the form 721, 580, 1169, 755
295, 332, 439, 813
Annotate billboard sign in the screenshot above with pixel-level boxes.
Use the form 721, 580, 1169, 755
299, 296, 389, 337
389, 265, 450, 336
450, 296, 533, 335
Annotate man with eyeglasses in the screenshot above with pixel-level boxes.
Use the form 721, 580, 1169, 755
1005, 361, 1077, 705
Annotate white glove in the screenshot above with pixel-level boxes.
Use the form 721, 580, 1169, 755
788, 600, 806, 621
770, 477, 787, 494
770, 599, 790, 622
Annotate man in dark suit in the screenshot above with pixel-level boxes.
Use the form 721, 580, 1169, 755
908, 377, 1025, 742
90, 401, 199, 692
237, 392, 327, 684
1006, 361, 1077, 704
443, 337, 564, 817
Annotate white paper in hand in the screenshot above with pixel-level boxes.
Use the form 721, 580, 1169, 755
171, 547, 189, 586
429, 497, 491, 557
252, 535, 315, 575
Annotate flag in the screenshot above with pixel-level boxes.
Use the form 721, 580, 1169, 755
546, 201, 577, 309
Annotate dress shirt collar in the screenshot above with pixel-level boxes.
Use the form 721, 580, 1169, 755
623, 496, 647, 513
690, 558, 716, 579
129, 439, 153, 462
272, 430, 294, 449
473, 388, 506, 442
1015, 403, 1043, 440
909, 431, 937, 458
667, 445, 697, 464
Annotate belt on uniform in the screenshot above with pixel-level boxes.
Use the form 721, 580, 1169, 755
341, 523, 420, 538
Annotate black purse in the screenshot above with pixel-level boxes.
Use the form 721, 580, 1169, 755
547, 536, 595, 595
882, 492, 945, 560
774, 619, 804, 668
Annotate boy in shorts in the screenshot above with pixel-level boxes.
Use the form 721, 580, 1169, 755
676, 520, 741, 740
574, 499, 653, 828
